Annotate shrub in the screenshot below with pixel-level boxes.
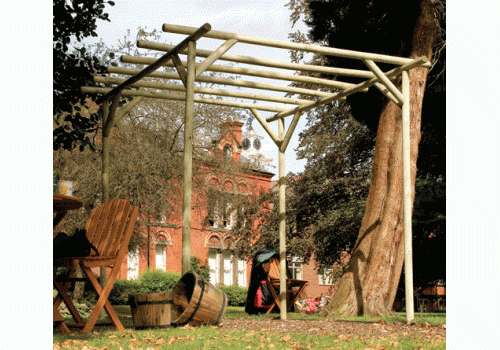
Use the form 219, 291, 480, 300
191, 256, 210, 282
108, 279, 144, 305
138, 269, 182, 293
219, 285, 248, 306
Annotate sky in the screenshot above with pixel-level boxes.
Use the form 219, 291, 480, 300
83, 0, 311, 179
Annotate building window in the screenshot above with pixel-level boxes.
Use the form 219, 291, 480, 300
289, 257, 303, 280
127, 245, 139, 280
155, 244, 166, 271
223, 144, 232, 160
318, 266, 334, 285
207, 189, 238, 230
208, 248, 247, 287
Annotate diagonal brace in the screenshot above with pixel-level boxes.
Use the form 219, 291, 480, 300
249, 108, 281, 147
196, 39, 238, 78
363, 59, 404, 106
172, 54, 187, 86
280, 111, 302, 153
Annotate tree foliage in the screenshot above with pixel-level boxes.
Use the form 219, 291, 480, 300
288, 0, 446, 177
283, 1, 446, 310
53, 0, 115, 151
53, 29, 244, 247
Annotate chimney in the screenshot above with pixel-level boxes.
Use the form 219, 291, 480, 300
219, 119, 244, 161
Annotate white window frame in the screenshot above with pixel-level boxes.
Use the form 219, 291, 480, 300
127, 245, 139, 280
208, 248, 247, 287
289, 256, 303, 280
155, 244, 166, 271
318, 266, 334, 285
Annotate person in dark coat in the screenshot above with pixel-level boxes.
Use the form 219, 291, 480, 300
245, 248, 278, 315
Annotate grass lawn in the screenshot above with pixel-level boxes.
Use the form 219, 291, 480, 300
54, 306, 446, 349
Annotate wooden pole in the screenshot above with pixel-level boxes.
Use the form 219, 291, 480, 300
162, 23, 430, 67
278, 118, 287, 321
93, 76, 311, 106
402, 70, 414, 322
182, 40, 196, 275
82, 86, 289, 113
138, 40, 375, 80
119, 56, 348, 97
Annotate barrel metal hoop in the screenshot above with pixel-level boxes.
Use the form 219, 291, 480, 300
215, 291, 227, 325
185, 278, 206, 324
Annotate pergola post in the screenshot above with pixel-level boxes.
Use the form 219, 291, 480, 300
278, 118, 287, 320
181, 40, 197, 275
402, 70, 415, 322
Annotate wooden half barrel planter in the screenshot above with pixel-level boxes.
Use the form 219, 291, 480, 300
129, 271, 227, 329
129, 292, 173, 329
171, 271, 227, 326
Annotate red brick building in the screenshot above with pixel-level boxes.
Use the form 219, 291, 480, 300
114, 120, 338, 300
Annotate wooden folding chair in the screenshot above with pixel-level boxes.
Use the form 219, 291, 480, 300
53, 199, 138, 333
265, 257, 308, 314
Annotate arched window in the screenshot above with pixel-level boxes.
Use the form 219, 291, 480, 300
206, 233, 247, 287
223, 144, 232, 160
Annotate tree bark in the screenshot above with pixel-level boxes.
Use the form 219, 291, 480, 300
326, 0, 438, 317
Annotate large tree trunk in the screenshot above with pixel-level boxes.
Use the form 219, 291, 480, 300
326, 0, 438, 317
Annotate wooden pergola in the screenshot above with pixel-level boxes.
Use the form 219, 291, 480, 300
82, 23, 431, 322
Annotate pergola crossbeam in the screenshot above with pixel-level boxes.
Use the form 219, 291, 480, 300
107, 66, 341, 98
162, 23, 431, 67
93, 76, 312, 106
138, 40, 378, 79
82, 86, 290, 113
120, 55, 359, 92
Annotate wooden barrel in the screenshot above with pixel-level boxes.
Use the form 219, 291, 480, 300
129, 293, 172, 329
171, 271, 227, 326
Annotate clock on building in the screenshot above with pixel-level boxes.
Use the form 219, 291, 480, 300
253, 138, 261, 150
242, 138, 251, 150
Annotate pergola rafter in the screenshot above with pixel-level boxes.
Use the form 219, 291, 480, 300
82, 22, 430, 322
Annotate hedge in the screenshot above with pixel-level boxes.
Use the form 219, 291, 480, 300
218, 285, 248, 306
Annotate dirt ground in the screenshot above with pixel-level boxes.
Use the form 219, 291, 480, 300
221, 317, 446, 342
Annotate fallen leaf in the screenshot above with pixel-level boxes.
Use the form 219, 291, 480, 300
338, 334, 351, 341
244, 330, 256, 337
282, 334, 292, 342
